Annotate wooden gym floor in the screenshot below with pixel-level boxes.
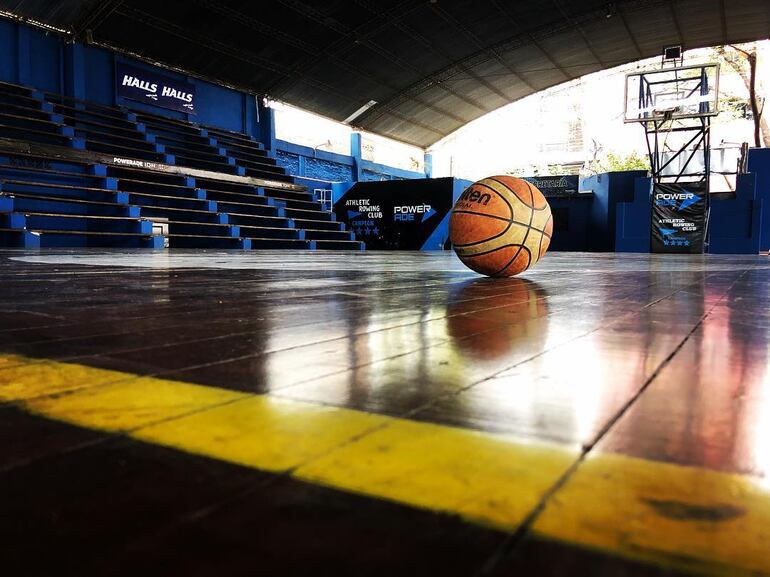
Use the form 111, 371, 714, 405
1, 249, 769, 576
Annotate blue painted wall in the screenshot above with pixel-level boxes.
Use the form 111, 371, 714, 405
275, 141, 355, 183
615, 177, 652, 252
273, 138, 427, 184
709, 173, 762, 254
748, 147, 770, 251
580, 170, 647, 252
547, 196, 593, 252
0, 18, 262, 138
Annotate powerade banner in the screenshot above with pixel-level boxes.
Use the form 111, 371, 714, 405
651, 182, 707, 253
524, 175, 579, 197
116, 62, 196, 114
334, 178, 454, 250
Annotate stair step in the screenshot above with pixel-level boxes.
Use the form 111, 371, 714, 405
314, 239, 366, 251
237, 225, 301, 239
21, 213, 150, 233
0, 124, 73, 146
214, 201, 279, 217
244, 167, 293, 182
1, 181, 122, 203
127, 192, 214, 211
137, 205, 226, 223
172, 155, 239, 174
167, 222, 240, 237
247, 237, 315, 250
2, 193, 138, 217
303, 229, 356, 241
264, 187, 315, 202
167, 234, 249, 249
29, 229, 162, 248
284, 206, 334, 221
269, 195, 325, 210
204, 188, 271, 205
86, 140, 164, 162
292, 218, 345, 231
225, 213, 292, 228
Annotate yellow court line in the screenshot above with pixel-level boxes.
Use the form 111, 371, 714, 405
533, 452, 770, 577
2, 354, 769, 576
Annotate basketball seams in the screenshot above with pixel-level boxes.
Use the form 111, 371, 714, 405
460, 242, 529, 259
522, 179, 550, 212
537, 224, 545, 259
474, 182, 515, 221
494, 181, 536, 275
452, 222, 515, 248
500, 245, 532, 277
451, 210, 550, 248
487, 176, 532, 208
453, 210, 548, 233
451, 183, 515, 248
450, 210, 511, 224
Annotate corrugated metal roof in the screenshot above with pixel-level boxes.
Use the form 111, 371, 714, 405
1, 0, 768, 147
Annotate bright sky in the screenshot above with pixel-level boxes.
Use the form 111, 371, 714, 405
269, 99, 424, 172
428, 42, 769, 181
271, 42, 769, 182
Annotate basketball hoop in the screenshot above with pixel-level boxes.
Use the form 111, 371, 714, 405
653, 106, 680, 122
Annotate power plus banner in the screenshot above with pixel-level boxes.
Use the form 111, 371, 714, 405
651, 182, 707, 253
116, 62, 196, 114
334, 178, 454, 250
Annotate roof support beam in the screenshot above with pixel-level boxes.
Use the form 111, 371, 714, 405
279, 0, 489, 112
191, 0, 470, 126
615, 3, 644, 58
273, 0, 491, 115
551, 0, 607, 67
719, 0, 729, 45
114, 6, 364, 107
427, 2, 537, 95
71, 0, 123, 40
490, 0, 572, 81
669, 0, 685, 45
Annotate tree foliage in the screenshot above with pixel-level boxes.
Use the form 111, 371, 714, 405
712, 44, 768, 146
585, 151, 650, 175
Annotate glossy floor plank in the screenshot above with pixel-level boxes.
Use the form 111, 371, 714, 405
1, 249, 770, 576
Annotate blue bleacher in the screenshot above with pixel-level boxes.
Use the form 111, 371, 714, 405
0, 80, 364, 250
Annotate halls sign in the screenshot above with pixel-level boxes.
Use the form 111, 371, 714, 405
117, 62, 196, 114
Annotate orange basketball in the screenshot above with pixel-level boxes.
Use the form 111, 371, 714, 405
449, 175, 553, 277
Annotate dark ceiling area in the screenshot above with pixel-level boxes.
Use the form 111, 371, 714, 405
1, 0, 769, 148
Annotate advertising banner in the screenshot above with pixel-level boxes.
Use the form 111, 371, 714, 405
651, 182, 707, 253
523, 175, 579, 197
116, 62, 196, 114
334, 178, 455, 250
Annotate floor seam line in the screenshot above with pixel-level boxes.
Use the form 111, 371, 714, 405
473, 267, 752, 577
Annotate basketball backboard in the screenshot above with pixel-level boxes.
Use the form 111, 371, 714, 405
624, 63, 720, 123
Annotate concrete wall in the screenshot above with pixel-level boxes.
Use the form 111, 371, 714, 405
273, 136, 428, 184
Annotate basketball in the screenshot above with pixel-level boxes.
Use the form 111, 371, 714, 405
449, 175, 553, 277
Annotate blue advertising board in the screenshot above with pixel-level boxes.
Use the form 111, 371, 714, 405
334, 178, 455, 250
116, 62, 196, 114
524, 175, 579, 197
651, 182, 707, 253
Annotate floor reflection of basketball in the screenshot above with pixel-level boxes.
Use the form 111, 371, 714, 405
447, 277, 549, 360
449, 175, 553, 277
